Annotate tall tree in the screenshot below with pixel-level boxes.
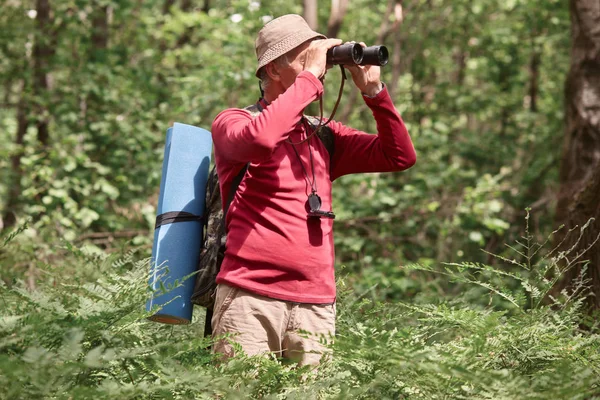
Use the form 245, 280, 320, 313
2, 82, 29, 230
86, 3, 109, 162
33, 0, 53, 146
340, 0, 403, 120
175, 0, 196, 47
303, 0, 318, 30
327, 0, 349, 38
90, 5, 109, 62
163, 0, 176, 14
3, 0, 55, 228
387, 0, 403, 98
555, 0, 600, 308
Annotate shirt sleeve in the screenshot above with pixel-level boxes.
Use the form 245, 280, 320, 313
329, 85, 416, 181
211, 71, 324, 164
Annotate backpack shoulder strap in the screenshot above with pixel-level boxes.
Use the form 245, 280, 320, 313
304, 115, 335, 158
244, 103, 262, 118
226, 105, 335, 212
245, 104, 335, 157
224, 163, 248, 220
221, 103, 261, 219
244, 103, 335, 157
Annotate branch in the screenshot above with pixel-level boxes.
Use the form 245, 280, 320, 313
163, 0, 176, 14
76, 230, 149, 242
388, 1, 405, 98
377, 0, 404, 43
303, 0, 319, 31
338, 208, 415, 226
339, 0, 403, 122
326, 0, 349, 38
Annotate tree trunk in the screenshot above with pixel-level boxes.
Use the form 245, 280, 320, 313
91, 5, 109, 62
86, 4, 110, 166
2, 82, 29, 230
388, 20, 402, 98
326, 0, 349, 38
181, 0, 192, 11
340, 0, 403, 121
529, 50, 540, 112
382, 0, 403, 97
303, 0, 318, 30
378, 0, 403, 43
454, 49, 466, 87
163, 0, 176, 14
33, 0, 52, 146
3, 79, 11, 107
175, 0, 195, 47
554, 0, 600, 309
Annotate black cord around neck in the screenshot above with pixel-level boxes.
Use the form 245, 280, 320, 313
286, 65, 347, 146
289, 137, 318, 195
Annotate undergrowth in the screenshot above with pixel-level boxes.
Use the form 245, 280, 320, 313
0, 216, 599, 399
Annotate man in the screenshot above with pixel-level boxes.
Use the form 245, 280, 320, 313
210, 14, 416, 365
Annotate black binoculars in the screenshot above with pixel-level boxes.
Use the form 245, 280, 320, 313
326, 43, 389, 66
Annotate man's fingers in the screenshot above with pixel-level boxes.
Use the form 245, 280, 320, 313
303, 38, 342, 79
343, 41, 367, 48
344, 64, 364, 72
324, 38, 343, 48
313, 38, 343, 49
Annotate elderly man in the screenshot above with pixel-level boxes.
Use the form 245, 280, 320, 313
210, 14, 416, 365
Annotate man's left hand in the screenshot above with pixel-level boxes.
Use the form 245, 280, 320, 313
343, 42, 383, 97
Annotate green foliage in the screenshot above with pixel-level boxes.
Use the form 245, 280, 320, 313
1, 223, 599, 399
1, 0, 570, 272
0, 1, 592, 398
406, 212, 600, 314
332, 0, 569, 273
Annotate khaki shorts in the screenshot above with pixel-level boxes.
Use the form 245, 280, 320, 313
211, 284, 335, 365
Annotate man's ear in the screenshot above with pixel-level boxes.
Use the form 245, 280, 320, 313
265, 62, 281, 82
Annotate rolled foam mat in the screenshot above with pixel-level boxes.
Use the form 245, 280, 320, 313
146, 122, 212, 324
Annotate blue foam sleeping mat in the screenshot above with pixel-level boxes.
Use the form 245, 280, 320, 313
146, 122, 212, 324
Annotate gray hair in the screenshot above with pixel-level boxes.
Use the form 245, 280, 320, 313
258, 53, 290, 92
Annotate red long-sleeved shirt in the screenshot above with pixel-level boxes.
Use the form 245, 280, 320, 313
211, 71, 416, 303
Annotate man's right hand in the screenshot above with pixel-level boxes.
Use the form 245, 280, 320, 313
303, 38, 343, 79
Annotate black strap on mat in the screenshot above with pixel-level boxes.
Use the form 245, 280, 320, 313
155, 211, 203, 229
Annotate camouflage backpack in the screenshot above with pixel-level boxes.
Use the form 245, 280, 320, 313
190, 104, 335, 325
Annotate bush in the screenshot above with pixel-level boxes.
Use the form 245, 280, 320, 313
0, 220, 599, 399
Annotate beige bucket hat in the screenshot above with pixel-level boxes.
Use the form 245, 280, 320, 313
255, 14, 327, 77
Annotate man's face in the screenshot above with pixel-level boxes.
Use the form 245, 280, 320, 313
275, 40, 313, 90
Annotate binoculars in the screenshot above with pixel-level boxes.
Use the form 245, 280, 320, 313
326, 43, 389, 66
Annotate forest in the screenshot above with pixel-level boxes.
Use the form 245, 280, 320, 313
1, 0, 600, 398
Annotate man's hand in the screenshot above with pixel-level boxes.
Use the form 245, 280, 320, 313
303, 38, 343, 80
343, 42, 383, 97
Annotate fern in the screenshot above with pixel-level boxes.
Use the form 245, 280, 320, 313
1, 224, 600, 399
410, 211, 600, 313
1, 218, 31, 248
